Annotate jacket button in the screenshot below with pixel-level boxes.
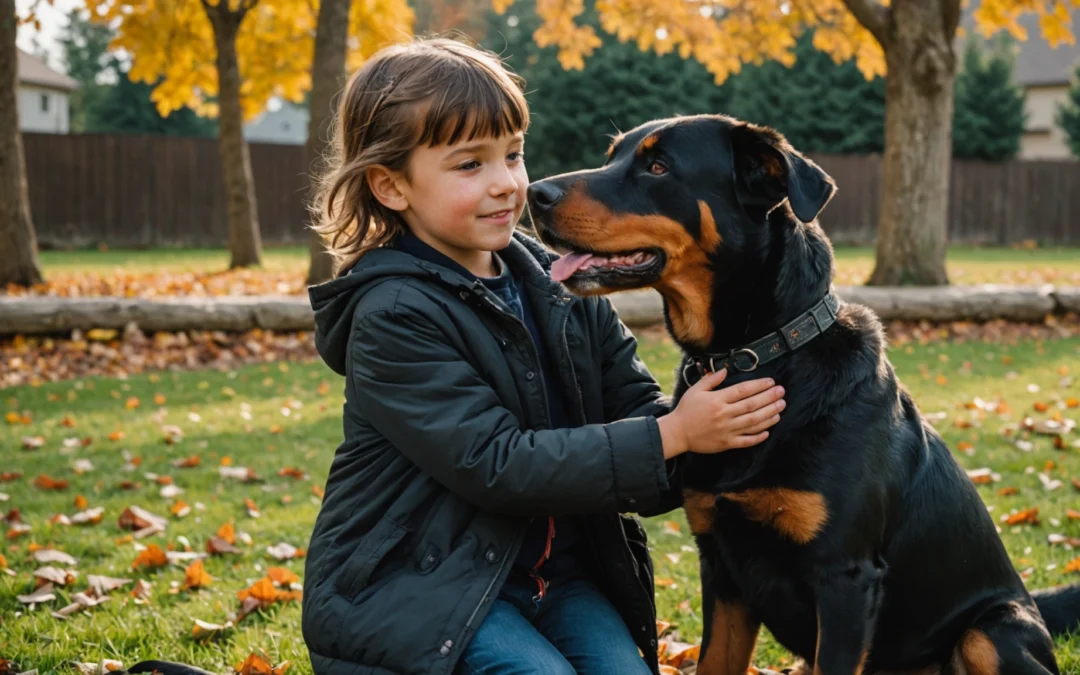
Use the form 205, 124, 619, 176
485, 549, 498, 563
526, 371, 536, 381
459, 291, 470, 300
649, 638, 657, 647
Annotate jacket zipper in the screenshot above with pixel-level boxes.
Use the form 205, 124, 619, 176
558, 304, 588, 425
448, 287, 554, 665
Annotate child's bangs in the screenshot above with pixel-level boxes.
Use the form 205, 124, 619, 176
415, 64, 529, 147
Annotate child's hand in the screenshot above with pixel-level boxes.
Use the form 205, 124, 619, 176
658, 368, 785, 459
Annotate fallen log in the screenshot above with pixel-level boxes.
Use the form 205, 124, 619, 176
0, 285, 1072, 335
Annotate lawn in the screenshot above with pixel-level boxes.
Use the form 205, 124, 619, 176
2, 332, 1080, 673
33, 244, 1080, 289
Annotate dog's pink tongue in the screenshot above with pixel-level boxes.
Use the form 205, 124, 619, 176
550, 252, 594, 283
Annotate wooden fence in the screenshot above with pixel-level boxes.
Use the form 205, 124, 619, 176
22, 133, 1080, 248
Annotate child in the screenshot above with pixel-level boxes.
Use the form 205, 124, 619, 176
303, 37, 786, 675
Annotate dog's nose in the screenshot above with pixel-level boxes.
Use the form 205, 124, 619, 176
527, 182, 564, 211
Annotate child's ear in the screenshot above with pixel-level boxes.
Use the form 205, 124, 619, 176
366, 165, 409, 212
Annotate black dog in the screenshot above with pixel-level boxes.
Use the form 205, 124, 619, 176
527, 114, 1080, 675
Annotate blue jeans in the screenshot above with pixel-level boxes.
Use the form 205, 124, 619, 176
454, 555, 653, 675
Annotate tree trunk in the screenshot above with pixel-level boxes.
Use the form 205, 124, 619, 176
205, 1, 263, 269
305, 0, 352, 285
0, 0, 44, 288
867, 0, 957, 286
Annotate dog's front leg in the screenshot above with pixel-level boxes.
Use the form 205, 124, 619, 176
812, 560, 884, 675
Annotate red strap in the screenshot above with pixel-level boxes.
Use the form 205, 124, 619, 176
532, 516, 556, 569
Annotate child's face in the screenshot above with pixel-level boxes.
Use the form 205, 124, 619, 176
397, 130, 528, 257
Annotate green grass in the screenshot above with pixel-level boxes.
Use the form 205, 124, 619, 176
2, 334, 1080, 672
38, 247, 309, 276
35, 245, 1080, 286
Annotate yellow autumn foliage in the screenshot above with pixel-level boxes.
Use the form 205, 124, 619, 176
83, 0, 414, 122
495, 0, 1077, 84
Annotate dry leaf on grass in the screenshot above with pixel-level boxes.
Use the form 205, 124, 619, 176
34, 566, 77, 587
132, 544, 168, 570
182, 559, 213, 590
18, 581, 56, 605
32, 549, 77, 566
72, 660, 125, 675
118, 505, 166, 532
52, 591, 110, 619
192, 618, 234, 640
235, 653, 291, 675
1004, 507, 1040, 526
266, 542, 305, 561
34, 474, 69, 490
72, 506, 105, 525
87, 575, 132, 596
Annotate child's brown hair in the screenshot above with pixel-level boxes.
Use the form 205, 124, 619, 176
312, 37, 530, 273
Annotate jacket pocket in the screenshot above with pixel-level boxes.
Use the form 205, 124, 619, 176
335, 516, 409, 600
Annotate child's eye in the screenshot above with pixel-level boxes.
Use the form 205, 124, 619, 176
508, 151, 524, 162
456, 160, 481, 171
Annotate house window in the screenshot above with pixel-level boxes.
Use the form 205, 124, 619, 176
40, 93, 49, 113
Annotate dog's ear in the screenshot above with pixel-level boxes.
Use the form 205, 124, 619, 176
731, 123, 836, 223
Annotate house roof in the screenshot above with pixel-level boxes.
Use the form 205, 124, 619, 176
960, 7, 1080, 87
17, 49, 79, 91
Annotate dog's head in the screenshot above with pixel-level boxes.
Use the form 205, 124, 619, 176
527, 114, 836, 345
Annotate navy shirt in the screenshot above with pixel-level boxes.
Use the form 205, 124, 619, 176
394, 235, 576, 571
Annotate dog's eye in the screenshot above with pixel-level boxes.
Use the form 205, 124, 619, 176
648, 161, 668, 176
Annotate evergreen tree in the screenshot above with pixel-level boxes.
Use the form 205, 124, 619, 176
1057, 62, 1080, 159
485, 2, 731, 179
726, 33, 886, 154
59, 9, 217, 137
952, 36, 1026, 161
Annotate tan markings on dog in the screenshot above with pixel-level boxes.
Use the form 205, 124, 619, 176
682, 489, 718, 534
697, 599, 759, 675
637, 134, 660, 155
552, 187, 715, 346
606, 134, 625, 161
720, 488, 828, 544
960, 629, 1000, 675
763, 153, 785, 178
698, 201, 722, 253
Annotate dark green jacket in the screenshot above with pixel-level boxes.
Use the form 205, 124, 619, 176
303, 232, 679, 675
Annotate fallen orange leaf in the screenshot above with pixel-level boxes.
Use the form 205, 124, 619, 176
183, 559, 213, 590
174, 455, 200, 468
278, 467, 305, 479
269, 424, 283, 434
997, 487, 1018, 496
655, 578, 676, 587
235, 653, 290, 675
1006, 508, 1040, 526
1067, 510, 1080, 521
171, 501, 191, 518
312, 485, 324, 499
1067, 398, 1079, 409
1066, 557, 1080, 574
217, 523, 236, 545
125, 397, 140, 409
74, 495, 88, 510
267, 567, 299, 586
34, 474, 69, 490
957, 441, 974, 453
0, 472, 21, 482
1034, 401, 1050, 412
221, 456, 233, 466
61, 415, 76, 427
132, 544, 168, 570
153, 394, 166, 406
108, 430, 125, 442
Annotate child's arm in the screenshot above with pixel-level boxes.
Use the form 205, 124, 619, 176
592, 296, 784, 517
350, 299, 671, 517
